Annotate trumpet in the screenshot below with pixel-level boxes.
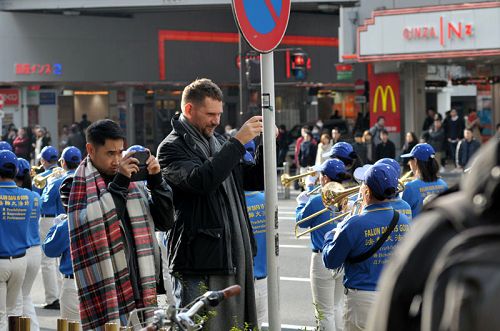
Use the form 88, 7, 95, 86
32, 167, 65, 189
306, 185, 321, 196
280, 169, 317, 187
296, 210, 351, 238
400, 170, 414, 183
295, 182, 361, 238
30, 165, 44, 178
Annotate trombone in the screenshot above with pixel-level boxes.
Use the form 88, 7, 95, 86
295, 182, 360, 238
32, 167, 65, 189
280, 169, 317, 187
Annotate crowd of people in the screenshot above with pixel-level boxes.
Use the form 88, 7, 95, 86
0, 76, 498, 331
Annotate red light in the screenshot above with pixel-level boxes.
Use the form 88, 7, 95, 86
294, 55, 305, 66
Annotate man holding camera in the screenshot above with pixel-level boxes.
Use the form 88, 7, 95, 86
157, 78, 264, 330
68, 119, 174, 330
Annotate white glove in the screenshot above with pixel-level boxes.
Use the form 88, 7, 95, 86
53, 214, 67, 225
305, 175, 318, 187
296, 191, 310, 205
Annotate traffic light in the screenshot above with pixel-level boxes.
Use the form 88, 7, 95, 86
291, 52, 308, 80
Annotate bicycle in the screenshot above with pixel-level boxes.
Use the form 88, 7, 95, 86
127, 285, 241, 331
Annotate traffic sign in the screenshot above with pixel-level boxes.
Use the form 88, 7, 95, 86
232, 0, 291, 53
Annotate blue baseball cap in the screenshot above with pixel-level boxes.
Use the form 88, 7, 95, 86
313, 158, 346, 181
41, 146, 58, 162
0, 150, 18, 177
16, 158, 30, 178
400, 143, 435, 161
353, 164, 372, 183
375, 158, 401, 177
322, 142, 356, 161
61, 146, 82, 163
243, 140, 256, 163
0, 141, 12, 152
358, 163, 398, 199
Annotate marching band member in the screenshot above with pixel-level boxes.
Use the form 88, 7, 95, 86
14, 158, 42, 331
296, 158, 350, 331
400, 143, 448, 218
323, 142, 359, 173
0, 151, 31, 329
374, 158, 412, 221
322, 163, 411, 331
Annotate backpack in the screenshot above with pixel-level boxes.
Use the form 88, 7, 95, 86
367, 138, 500, 331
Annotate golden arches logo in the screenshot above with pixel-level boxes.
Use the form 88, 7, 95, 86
373, 85, 397, 113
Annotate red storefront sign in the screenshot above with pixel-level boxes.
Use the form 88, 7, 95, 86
369, 73, 400, 133
0, 89, 20, 106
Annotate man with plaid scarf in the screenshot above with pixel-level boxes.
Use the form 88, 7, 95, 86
68, 119, 174, 330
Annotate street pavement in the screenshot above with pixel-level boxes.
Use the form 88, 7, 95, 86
32, 170, 461, 330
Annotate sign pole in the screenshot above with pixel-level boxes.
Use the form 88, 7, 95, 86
261, 51, 281, 331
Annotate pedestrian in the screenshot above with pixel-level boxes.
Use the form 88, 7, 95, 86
42, 147, 83, 323
79, 114, 91, 132
352, 132, 368, 165
427, 116, 446, 170
362, 130, 374, 164
296, 158, 350, 331
456, 128, 481, 170
34, 127, 51, 165
369, 116, 385, 146
67, 123, 87, 157
294, 126, 314, 169
0, 151, 31, 330
375, 130, 396, 161
68, 120, 174, 330
401, 143, 448, 218
422, 108, 436, 131
299, 132, 317, 171
322, 163, 410, 331
3, 125, 17, 147
277, 124, 290, 166
14, 158, 41, 331
316, 133, 332, 166
36, 146, 62, 310
400, 132, 418, 172
59, 125, 69, 151
444, 109, 464, 167
331, 127, 343, 144
157, 78, 264, 330
465, 108, 482, 142
13, 127, 32, 162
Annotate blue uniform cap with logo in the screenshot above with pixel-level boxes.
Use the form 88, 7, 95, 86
400, 143, 435, 161
16, 158, 30, 178
0, 141, 13, 152
41, 146, 59, 162
358, 163, 398, 199
0, 150, 18, 177
313, 158, 346, 181
61, 146, 82, 163
375, 158, 401, 177
243, 140, 256, 163
322, 142, 355, 161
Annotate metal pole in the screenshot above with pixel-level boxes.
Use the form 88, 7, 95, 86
57, 319, 68, 331
260, 51, 281, 331
283, 161, 290, 200
8, 315, 21, 331
104, 323, 119, 331
19, 317, 30, 331
68, 321, 81, 331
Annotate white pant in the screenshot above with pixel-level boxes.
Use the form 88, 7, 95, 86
61, 277, 80, 323
254, 278, 268, 329
156, 232, 175, 306
0, 256, 27, 330
39, 217, 60, 304
310, 252, 345, 331
343, 289, 377, 331
16, 246, 41, 331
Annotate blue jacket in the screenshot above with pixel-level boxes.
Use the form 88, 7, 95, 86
27, 191, 41, 246
322, 202, 410, 291
387, 198, 412, 221
0, 182, 32, 256
39, 167, 66, 216
296, 193, 340, 251
245, 191, 267, 279
42, 216, 73, 276
402, 178, 448, 218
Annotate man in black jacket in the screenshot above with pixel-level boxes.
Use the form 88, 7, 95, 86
375, 129, 396, 161
456, 128, 481, 169
157, 78, 264, 330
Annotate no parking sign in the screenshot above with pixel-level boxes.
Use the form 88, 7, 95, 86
232, 0, 291, 53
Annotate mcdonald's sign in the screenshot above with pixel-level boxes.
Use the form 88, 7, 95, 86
369, 73, 400, 133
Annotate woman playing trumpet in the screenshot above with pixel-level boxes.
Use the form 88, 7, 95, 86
295, 159, 350, 331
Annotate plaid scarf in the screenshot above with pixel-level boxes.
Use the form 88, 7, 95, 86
68, 157, 157, 330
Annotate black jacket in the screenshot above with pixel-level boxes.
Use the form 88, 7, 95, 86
456, 139, 481, 167
375, 140, 396, 161
157, 114, 263, 275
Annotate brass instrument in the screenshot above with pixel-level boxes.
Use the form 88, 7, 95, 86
306, 185, 321, 196
280, 169, 317, 187
295, 182, 361, 238
400, 170, 414, 183
30, 164, 44, 177
32, 167, 65, 189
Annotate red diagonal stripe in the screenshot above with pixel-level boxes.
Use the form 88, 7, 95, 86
264, 0, 280, 23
